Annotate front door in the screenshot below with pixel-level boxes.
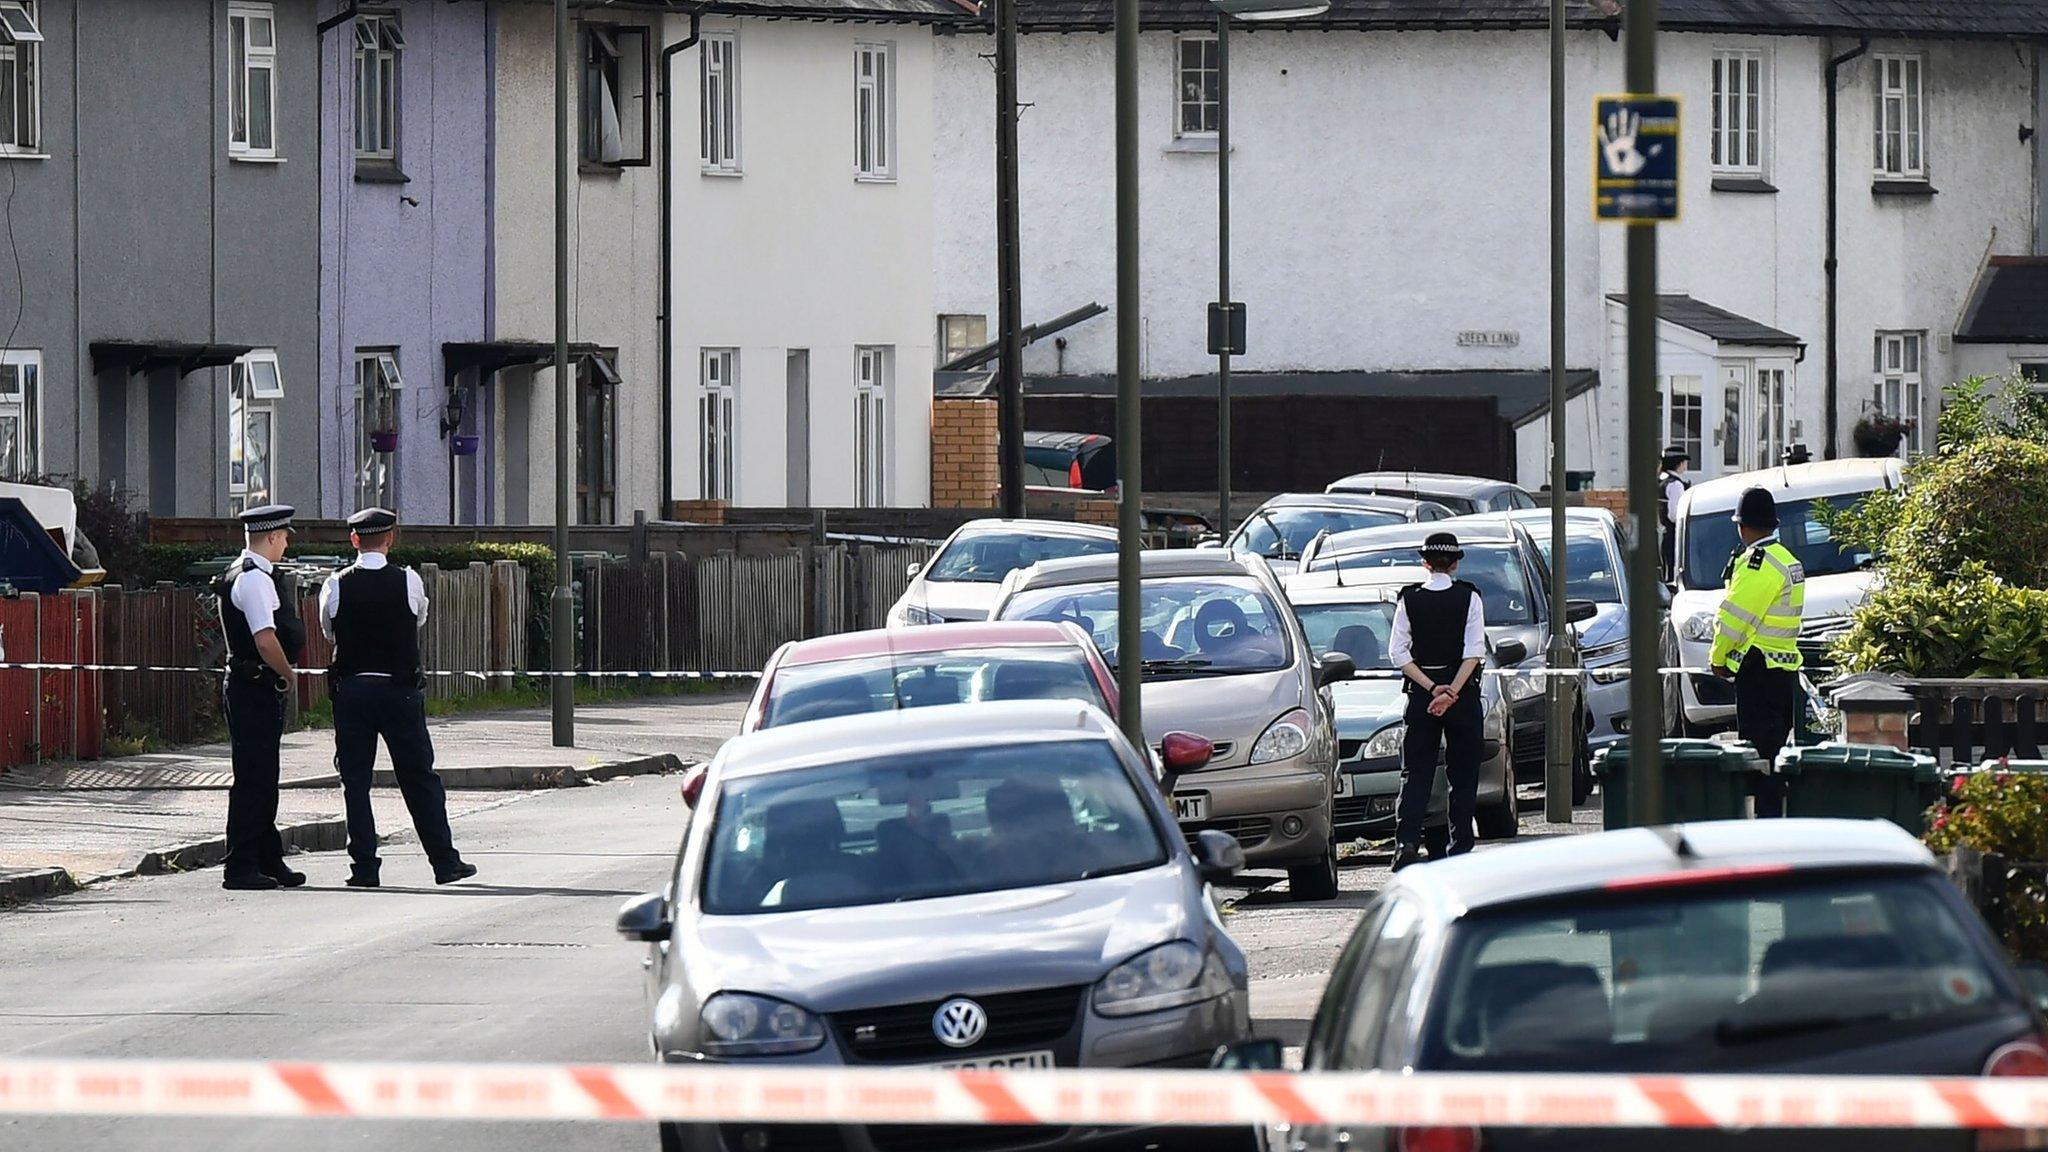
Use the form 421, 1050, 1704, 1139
786, 351, 810, 506
1753, 360, 1792, 470
1717, 362, 1748, 479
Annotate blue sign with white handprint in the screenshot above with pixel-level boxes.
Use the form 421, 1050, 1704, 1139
1594, 95, 1680, 222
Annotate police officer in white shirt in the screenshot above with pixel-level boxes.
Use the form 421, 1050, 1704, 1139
1387, 532, 1490, 871
216, 504, 307, 891
319, 507, 475, 888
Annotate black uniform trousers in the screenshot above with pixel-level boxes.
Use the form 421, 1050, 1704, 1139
1395, 682, 1483, 853
1734, 648, 1801, 818
222, 677, 288, 879
331, 676, 459, 872
1659, 525, 1677, 584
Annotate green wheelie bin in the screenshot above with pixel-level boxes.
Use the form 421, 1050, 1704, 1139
1777, 742, 1943, 833
1592, 738, 1763, 829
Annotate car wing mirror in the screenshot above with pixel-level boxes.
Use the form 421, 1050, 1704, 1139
1491, 638, 1529, 666
1210, 1038, 1284, 1071
1565, 598, 1599, 625
680, 764, 707, 810
1191, 828, 1245, 885
615, 892, 672, 943
1160, 731, 1214, 773
1317, 652, 1357, 687
906, 561, 923, 578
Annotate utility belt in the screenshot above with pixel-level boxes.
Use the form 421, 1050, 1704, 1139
223, 662, 287, 691
1405, 663, 1463, 698
333, 669, 428, 691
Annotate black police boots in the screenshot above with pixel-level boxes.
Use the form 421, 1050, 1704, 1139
434, 861, 479, 885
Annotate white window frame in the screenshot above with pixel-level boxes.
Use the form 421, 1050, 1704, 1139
1710, 48, 1766, 175
0, 347, 41, 482
855, 346, 891, 508
938, 314, 987, 365
353, 11, 403, 163
0, 1, 43, 157
701, 32, 739, 174
355, 349, 403, 510
700, 348, 737, 501
1174, 33, 1219, 139
853, 42, 895, 181
228, 350, 282, 515
1662, 373, 1703, 472
1872, 52, 1927, 180
1754, 362, 1791, 470
228, 2, 278, 160
1872, 331, 1925, 457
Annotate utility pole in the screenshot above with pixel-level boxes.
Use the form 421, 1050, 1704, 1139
1543, 0, 1576, 825
994, 0, 1027, 519
552, 0, 575, 747
1215, 13, 1232, 539
1624, 0, 1663, 822
1113, 0, 1143, 748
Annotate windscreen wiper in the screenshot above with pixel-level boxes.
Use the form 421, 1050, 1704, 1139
1713, 1009, 1895, 1045
1139, 656, 1222, 677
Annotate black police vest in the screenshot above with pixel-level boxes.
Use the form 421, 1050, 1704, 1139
329, 563, 422, 680
1399, 581, 1478, 690
215, 559, 307, 679
1658, 470, 1689, 528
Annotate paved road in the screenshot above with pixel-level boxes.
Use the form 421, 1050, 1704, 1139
0, 772, 1594, 1152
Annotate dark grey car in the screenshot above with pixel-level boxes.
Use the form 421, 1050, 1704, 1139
618, 700, 1253, 1152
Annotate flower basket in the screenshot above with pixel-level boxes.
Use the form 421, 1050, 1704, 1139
369, 431, 399, 454
450, 434, 480, 457
1853, 410, 1911, 457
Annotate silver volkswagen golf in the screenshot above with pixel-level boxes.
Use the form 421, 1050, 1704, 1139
618, 700, 1253, 1152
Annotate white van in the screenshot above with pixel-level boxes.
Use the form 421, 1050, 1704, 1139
1664, 458, 1902, 733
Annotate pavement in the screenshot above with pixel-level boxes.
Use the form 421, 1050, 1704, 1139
0, 694, 750, 894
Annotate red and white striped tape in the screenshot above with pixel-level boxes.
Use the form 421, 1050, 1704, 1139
2, 1060, 2047, 1129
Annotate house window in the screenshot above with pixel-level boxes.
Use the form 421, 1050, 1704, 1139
855, 346, 891, 507
1663, 374, 1703, 470
227, 351, 282, 514
355, 350, 402, 509
1873, 53, 1926, 180
0, 348, 40, 481
701, 32, 739, 173
700, 348, 736, 501
0, 1, 43, 155
1755, 365, 1789, 469
584, 23, 651, 166
353, 12, 404, 163
229, 2, 277, 159
576, 354, 620, 523
1711, 50, 1764, 174
1176, 34, 1218, 137
1873, 332, 1924, 455
854, 42, 894, 180
938, 314, 987, 365
2018, 362, 2048, 389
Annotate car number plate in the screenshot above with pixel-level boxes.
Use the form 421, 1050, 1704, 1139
1334, 774, 1356, 798
930, 1049, 1055, 1071
1172, 793, 1210, 821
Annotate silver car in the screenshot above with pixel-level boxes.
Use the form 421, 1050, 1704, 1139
990, 550, 1351, 901
886, 518, 1119, 625
618, 700, 1253, 1152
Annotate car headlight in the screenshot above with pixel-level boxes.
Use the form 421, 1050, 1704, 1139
1092, 941, 1233, 1018
1589, 666, 1631, 685
1249, 709, 1311, 764
1503, 671, 1545, 703
1679, 612, 1717, 643
1360, 725, 1404, 760
891, 602, 942, 627
698, 992, 826, 1056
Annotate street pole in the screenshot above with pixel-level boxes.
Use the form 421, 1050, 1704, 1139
1114, 0, 1143, 749
1624, 0, 1663, 823
551, 0, 575, 747
994, 0, 1027, 519
1543, 0, 1575, 825
1215, 13, 1231, 539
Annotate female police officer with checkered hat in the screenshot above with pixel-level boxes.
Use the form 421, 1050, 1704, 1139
216, 503, 307, 891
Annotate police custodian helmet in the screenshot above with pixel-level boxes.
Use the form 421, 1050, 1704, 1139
1733, 486, 1779, 530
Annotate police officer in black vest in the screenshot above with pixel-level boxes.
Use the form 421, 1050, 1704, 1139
217, 504, 308, 891
1389, 532, 1490, 871
1659, 446, 1691, 583
319, 507, 476, 887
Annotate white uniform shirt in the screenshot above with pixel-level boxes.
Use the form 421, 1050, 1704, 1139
227, 549, 281, 636
1387, 572, 1487, 670
1664, 477, 1687, 522
318, 552, 431, 674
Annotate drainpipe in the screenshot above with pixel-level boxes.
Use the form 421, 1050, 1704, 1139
1824, 37, 1869, 461
658, 7, 704, 519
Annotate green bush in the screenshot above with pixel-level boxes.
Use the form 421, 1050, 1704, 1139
1925, 771, 2048, 962
1831, 564, 2048, 678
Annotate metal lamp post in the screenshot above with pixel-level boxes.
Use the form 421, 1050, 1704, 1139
552, 0, 575, 747
1206, 0, 1328, 538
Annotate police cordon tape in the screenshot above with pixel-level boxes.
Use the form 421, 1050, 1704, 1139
0, 1059, 2045, 1129
0, 661, 1723, 681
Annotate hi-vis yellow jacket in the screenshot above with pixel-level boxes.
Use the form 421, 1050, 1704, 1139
1708, 536, 1806, 673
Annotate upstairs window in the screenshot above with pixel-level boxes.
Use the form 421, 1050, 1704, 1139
938, 314, 987, 365
0, 348, 40, 481
701, 32, 739, 173
228, 351, 282, 514
1711, 50, 1765, 174
229, 2, 277, 159
584, 23, 651, 167
1175, 34, 1218, 137
854, 42, 894, 180
1873, 53, 1926, 180
353, 12, 404, 163
0, 1, 43, 155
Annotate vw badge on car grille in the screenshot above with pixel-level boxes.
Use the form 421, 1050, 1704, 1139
932, 998, 988, 1049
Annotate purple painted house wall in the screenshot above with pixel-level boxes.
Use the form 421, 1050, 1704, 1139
318, 0, 491, 523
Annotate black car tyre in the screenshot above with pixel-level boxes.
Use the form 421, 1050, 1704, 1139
1476, 791, 1520, 840
658, 1122, 685, 1152
1571, 721, 1594, 806
1660, 627, 1698, 737
1287, 849, 1339, 902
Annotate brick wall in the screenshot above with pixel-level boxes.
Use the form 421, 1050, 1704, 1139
1582, 489, 1630, 520
932, 398, 1001, 509
668, 499, 728, 526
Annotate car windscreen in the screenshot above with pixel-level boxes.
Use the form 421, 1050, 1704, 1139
1681, 495, 1877, 592
1317, 544, 1536, 625
1232, 507, 1406, 559
1532, 533, 1623, 605
1421, 871, 2020, 1073
1362, 487, 1477, 515
699, 740, 1167, 914
923, 529, 1116, 583
1001, 577, 1293, 677
1292, 602, 1399, 671
762, 647, 1111, 728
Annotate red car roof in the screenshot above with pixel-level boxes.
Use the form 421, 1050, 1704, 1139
778, 622, 1087, 667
